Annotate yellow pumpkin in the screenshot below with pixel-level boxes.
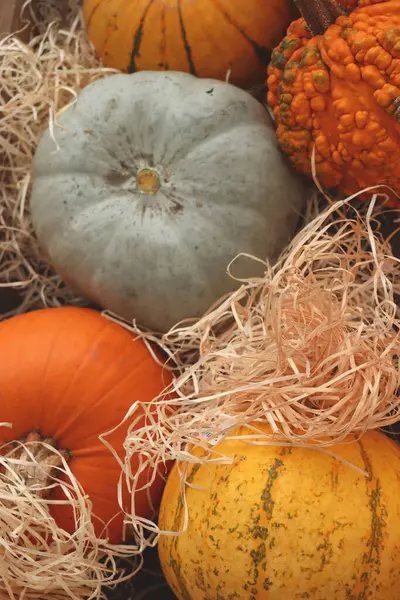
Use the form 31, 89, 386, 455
158, 424, 400, 599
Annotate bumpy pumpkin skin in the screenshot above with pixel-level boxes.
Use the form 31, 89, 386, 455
267, 0, 400, 199
158, 424, 400, 599
0, 307, 171, 543
83, 0, 295, 89
30, 71, 306, 333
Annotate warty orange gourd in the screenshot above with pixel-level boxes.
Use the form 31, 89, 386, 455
267, 0, 400, 201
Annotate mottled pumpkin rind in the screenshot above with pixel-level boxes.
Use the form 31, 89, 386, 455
158, 424, 400, 599
267, 0, 400, 201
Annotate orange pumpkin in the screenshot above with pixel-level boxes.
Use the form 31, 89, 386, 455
267, 0, 400, 200
158, 423, 400, 599
83, 0, 296, 89
0, 306, 172, 543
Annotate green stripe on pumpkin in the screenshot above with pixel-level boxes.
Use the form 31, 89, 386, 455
86, 0, 102, 30
209, 0, 273, 65
177, 0, 197, 75
168, 462, 201, 600
128, 0, 156, 73
348, 438, 387, 599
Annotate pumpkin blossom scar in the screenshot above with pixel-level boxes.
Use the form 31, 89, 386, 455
136, 168, 162, 195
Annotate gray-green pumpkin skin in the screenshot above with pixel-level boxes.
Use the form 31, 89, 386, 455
30, 71, 306, 332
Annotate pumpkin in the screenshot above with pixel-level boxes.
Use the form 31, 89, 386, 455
0, 306, 171, 543
267, 0, 400, 200
82, 0, 296, 90
29, 71, 306, 333
158, 423, 400, 599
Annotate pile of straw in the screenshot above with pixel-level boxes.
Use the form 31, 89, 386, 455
0, 0, 116, 318
0, 4, 146, 598
0, 427, 137, 599
109, 194, 400, 534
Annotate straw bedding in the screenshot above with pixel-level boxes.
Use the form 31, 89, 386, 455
110, 194, 400, 536
0, 0, 115, 318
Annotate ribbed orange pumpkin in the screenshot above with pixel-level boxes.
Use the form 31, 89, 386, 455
0, 306, 172, 543
158, 423, 400, 599
83, 0, 296, 89
267, 0, 400, 200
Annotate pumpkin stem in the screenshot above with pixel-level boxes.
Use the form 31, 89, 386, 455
294, 0, 349, 35
7, 431, 70, 498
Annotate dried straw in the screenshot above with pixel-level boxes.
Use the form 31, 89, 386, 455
0, 0, 116, 318
102, 192, 400, 535
0, 426, 140, 600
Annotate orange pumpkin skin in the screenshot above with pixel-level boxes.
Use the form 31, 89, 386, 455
0, 307, 172, 543
267, 0, 400, 200
158, 424, 400, 599
83, 0, 295, 89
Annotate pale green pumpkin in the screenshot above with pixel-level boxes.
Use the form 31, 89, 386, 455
30, 71, 306, 331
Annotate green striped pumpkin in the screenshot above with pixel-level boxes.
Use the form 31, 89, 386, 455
158, 424, 400, 599
82, 0, 295, 89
